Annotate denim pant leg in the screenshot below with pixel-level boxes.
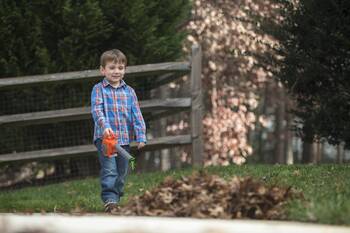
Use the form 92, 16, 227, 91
115, 145, 130, 198
95, 139, 129, 204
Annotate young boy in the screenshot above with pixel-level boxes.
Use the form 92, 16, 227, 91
91, 49, 146, 213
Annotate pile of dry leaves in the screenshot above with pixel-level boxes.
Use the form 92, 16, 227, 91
118, 171, 298, 220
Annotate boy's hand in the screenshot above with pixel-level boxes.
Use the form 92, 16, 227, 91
103, 128, 114, 137
137, 142, 145, 150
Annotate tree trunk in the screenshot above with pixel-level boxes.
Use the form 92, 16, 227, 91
274, 84, 286, 164
301, 120, 315, 163
314, 142, 322, 164
257, 81, 269, 163
302, 142, 313, 163
336, 143, 344, 164
285, 99, 293, 164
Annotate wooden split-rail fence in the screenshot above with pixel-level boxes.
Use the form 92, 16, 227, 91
0, 45, 203, 166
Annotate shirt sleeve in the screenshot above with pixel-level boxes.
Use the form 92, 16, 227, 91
131, 88, 147, 143
91, 84, 111, 132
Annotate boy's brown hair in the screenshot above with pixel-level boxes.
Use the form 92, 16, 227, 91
100, 49, 127, 67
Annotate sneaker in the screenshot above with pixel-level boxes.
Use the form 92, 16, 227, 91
104, 202, 119, 214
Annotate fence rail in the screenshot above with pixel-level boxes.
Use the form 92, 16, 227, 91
0, 62, 190, 89
0, 135, 192, 163
0, 98, 191, 126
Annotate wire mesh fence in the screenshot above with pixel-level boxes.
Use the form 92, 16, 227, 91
0, 120, 93, 154
0, 79, 95, 190
0, 156, 100, 191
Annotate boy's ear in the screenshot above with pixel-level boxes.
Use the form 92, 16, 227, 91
100, 66, 105, 76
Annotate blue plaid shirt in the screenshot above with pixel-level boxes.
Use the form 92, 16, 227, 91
91, 78, 146, 145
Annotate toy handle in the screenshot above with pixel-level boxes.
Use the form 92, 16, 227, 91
115, 144, 136, 170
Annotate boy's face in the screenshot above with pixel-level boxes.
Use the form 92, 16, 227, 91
100, 61, 126, 86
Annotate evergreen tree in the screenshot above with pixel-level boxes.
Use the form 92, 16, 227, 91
262, 0, 350, 147
39, 0, 112, 72
99, 0, 190, 65
0, 1, 50, 77
0, 0, 190, 75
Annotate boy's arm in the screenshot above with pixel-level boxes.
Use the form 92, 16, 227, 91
131, 89, 147, 143
91, 85, 111, 132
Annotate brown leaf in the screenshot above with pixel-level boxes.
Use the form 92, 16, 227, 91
119, 172, 297, 220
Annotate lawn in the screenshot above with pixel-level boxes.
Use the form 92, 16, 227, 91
0, 164, 349, 225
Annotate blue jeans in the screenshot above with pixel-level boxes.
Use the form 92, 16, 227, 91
95, 139, 129, 204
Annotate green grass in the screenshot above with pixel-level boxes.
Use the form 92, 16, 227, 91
0, 164, 349, 225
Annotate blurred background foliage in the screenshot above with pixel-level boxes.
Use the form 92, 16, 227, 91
0, 0, 190, 77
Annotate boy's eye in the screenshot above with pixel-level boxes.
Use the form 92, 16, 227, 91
106, 64, 124, 70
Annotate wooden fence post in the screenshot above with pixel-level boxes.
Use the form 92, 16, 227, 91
191, 44, 203, 166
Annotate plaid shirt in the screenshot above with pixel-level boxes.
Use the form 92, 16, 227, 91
91, 78, 146, 145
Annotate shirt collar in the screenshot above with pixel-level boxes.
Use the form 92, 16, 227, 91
102, 78, 126, 88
